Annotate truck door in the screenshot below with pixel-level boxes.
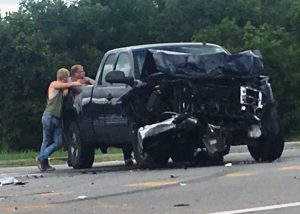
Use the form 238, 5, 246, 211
102, 52, 133, 144
91, 53, 116, 143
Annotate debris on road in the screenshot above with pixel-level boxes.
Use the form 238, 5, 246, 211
76, 195, 87, 200
23, 173, 44, 179
170, 175, 178, 178
179, 182, 187, 186
225, 163, 233, 167
174, 203, 190, 207
0, 177, 27, 186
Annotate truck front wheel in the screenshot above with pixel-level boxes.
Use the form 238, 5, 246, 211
67, 122, 95, 169
171, 145, 195, 163
132, 128, 170, 169
248, 105, 284, 162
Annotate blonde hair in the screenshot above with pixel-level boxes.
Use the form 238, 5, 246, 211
56, 68, 70, 80
70, 64, 83, 76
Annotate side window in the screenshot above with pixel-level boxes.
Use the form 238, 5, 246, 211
101, 54, 115, 84
115, 53, 132, 77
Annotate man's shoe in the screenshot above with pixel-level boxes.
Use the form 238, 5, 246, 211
45, 159, 56, 171
36, 157, 46, 172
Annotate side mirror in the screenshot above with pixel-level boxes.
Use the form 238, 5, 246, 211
105, 70, 134, 86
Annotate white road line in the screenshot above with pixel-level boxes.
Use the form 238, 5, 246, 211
209, 202, 300, 214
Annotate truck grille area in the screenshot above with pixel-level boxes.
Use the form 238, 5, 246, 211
169, 81, 263, 120
240, 86, 263, 113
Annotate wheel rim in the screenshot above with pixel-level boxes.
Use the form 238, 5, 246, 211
70, 132, 79, 158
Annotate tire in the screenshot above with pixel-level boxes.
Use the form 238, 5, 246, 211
67, 122, 95, 169
132, 128, 171, 169
248, 105, 284, 162
194, 150, 224, 166
171, 145, 195, 163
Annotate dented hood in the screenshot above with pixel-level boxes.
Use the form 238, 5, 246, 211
140, 49, 263, 80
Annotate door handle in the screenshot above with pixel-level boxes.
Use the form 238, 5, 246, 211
107, 93, 113, 101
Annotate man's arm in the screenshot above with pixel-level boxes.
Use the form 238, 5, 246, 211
51, 81, 81, 89
84, 77, 96, 85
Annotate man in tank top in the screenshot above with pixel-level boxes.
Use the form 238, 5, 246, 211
36, 68, 82, 171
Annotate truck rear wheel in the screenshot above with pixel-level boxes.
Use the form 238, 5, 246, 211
67, 122, 95, 169
248, 105, 284, 162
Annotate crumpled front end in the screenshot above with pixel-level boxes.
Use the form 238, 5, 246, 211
123, 48, 273, 159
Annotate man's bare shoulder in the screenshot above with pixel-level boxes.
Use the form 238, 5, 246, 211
49, 81, 58, 88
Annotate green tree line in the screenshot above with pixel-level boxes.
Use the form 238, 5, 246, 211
0, 0, 300, 151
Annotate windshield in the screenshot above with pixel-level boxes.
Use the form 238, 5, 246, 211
133, 45, 227, 78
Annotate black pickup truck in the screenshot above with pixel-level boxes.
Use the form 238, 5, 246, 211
63, 42, 284, 169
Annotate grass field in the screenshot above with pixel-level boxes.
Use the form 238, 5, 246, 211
0, 147, 123, 167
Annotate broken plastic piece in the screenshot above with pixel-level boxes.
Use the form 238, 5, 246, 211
0, 177, 19, 186
76, 195, 87, 200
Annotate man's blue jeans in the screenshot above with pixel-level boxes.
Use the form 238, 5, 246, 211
38, 113, 62, 161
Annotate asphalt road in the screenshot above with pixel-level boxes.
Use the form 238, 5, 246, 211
1, 145, 300, 214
